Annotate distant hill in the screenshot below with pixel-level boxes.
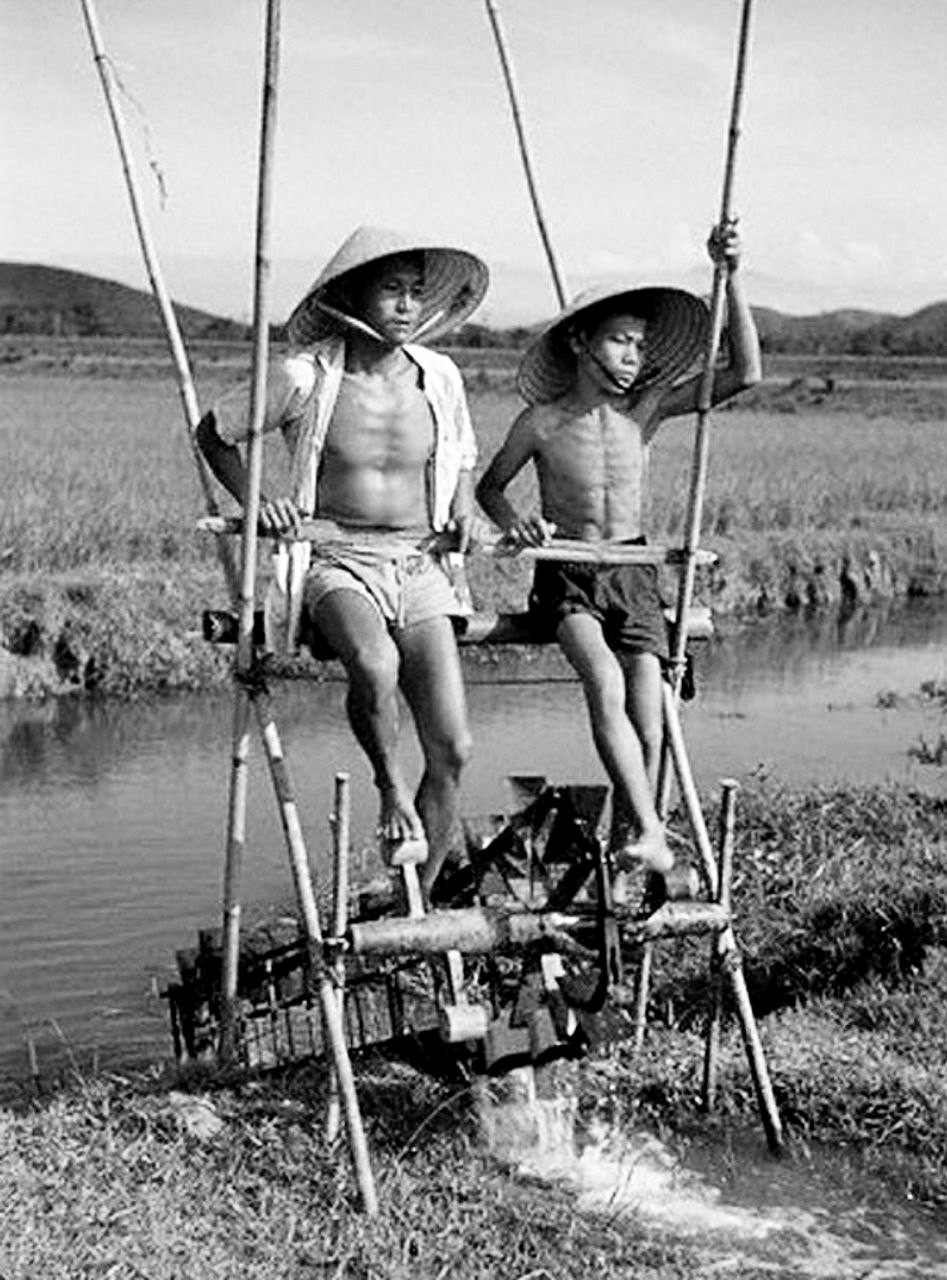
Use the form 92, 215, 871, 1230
753, 301, 947, 356
0, 263, 249, 341
4, 261, 947, 356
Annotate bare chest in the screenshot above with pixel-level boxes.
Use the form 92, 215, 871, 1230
539, 406, 647, 489
323, 369, 434, 470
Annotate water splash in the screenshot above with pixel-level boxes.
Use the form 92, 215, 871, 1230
475, 1066, 947, 1278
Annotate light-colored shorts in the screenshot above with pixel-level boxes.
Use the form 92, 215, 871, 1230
302, 540, 463, 636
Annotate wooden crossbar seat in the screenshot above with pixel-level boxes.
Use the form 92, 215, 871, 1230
201, 605, 713, 649
197, 515, 717, 569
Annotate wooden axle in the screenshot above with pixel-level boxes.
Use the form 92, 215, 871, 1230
347, 900, 729, 958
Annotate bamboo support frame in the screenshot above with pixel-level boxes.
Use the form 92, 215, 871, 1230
87, 0, 779, 1185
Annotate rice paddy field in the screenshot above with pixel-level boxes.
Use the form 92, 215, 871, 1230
1, 336, 946, 697
3, 338, 947, 1276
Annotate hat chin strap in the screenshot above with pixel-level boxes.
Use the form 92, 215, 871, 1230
577, 339, 637, 395
411, 307, 447, 341
312, 300, 389, 345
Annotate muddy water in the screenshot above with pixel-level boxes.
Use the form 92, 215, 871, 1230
1, 600, 946, 1090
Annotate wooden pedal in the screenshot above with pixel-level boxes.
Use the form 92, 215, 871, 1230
388, 836, 429, 867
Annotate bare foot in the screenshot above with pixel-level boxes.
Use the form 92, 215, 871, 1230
612, 824, 674, 876
378, 787, 427, 866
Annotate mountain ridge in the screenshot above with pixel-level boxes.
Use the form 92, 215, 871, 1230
3, 262, 947, 356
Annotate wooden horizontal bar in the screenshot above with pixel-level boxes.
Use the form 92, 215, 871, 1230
348, 900, 730, 957
348, 906, 581, 956
201, 606, 713, 649
197, 516, 716, 567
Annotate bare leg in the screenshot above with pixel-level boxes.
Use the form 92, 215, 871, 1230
397, 615, 472, 895
313, 590, 423, 849
610, 650, 665, 839
557, 615, 671, 875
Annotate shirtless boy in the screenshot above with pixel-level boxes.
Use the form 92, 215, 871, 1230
197, 226, 488, 895
476, 222, 760, 888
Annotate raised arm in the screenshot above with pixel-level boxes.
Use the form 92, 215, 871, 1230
475, 408, 551, 545
658, 220, 762, 420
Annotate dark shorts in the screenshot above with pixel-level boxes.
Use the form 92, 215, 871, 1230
528, 556, 668, 659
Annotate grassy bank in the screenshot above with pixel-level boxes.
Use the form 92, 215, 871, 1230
3, 780, 947, 1276
1, 352, 946, 697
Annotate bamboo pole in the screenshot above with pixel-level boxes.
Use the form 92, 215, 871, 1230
78, 0, 238, 601
326, 772, 351, 1145
666, 0, 755, 695
645, 0, 755, 1039
483, 0, 569, 308
661, 686, 718, 895
229, 1, 377, 1212
218, 688, 253, 1060
702, 779, 738, 1111
217, 0, 282, 1058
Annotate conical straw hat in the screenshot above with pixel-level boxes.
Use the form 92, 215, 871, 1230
517, 284, 710, 405
286, 226, 489, 346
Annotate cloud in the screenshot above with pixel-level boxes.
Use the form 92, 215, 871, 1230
573, 222, 706, 281
794, 229, 887, 282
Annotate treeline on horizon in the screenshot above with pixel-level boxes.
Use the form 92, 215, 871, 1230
11, 310, 947, 361
4, 261, 947, 358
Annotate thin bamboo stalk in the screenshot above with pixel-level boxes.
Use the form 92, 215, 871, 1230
667, 0, 755, 688
483, 0, 569, 308
78, 0, 238, 601
234, 0, 281, 676
702, 779, 738, 1111
326, 772, 351, 1145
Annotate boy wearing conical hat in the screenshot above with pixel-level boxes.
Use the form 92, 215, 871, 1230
198, 227, 488, 896
476, 222, 760, 893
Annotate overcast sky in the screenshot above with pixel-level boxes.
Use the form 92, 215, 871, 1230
4, 1, 946, 326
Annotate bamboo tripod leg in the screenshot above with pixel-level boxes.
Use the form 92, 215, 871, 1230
661, 683, 718, 895
699, 781, 782, 1151
254, 703, 379, 1213
326, 773, 351, 1146
219, 687, 253, 1060
724, 944, 783, 1154
634, 679, 720, 1050
702, 780, 738, 1111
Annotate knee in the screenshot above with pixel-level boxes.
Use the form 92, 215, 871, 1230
346, 640, 399, 703
428, 725, 473, 779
